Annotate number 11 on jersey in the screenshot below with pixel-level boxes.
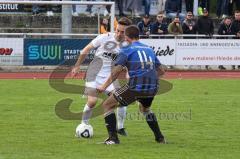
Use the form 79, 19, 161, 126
137, 50, 153, 69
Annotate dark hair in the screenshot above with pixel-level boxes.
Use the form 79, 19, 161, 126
118, 17, 132, 26
125, 25, 139, 39
224, 16, 232, 20
158, 11, 164, 15
235, 10, 240, 14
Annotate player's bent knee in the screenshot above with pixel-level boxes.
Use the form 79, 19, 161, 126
87, 97, 98, 108
139, 105, 150, 113
102, 95, 118, 113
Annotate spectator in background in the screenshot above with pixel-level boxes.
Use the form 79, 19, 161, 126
168, 16, 183, 34
231, 10, 240, 38
31, 0, 40, 15
157, 0, 166, 12
99, 16, 118, 33
85, 0, 96, 16
72, 0, 81, 16
228, 0, 240, 16
216, 0, 229, 18
197, 8, 214, 36
104, 0, 112, 16
218, 17, 233, 35
45, 0, 54, 16
197, 8, 214, 70
231, 10, 240, 69
143, 0, 152, 16
165, 0, 185, 21
100, 17, 109, 34
104, 0, 125, 16
107, 17, 118, 31
185, 0, 193, 12
117, 0, 125, 16
217, 17, 233, 70
32, 4, 40, 15
151, 11, 168, 36
182, 11, 197, 35
125, 0, 141, 17
32, 0, 59, 16
199, 0, 210, 13
137, 15, 152, 38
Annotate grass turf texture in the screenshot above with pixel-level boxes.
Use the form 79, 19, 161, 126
0, 79, 239, 159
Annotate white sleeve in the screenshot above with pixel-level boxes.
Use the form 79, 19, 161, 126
91, 34, 107, 48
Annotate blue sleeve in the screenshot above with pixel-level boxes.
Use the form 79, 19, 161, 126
115, 52, 128, 67
155, 57, 161, 68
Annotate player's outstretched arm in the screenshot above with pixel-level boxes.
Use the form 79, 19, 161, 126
71, 43, 94, 77
97, 65, 124, 92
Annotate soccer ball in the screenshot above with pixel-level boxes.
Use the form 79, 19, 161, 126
75, 123, 93, 138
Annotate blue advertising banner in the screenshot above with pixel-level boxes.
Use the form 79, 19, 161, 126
24, 39, 92, 65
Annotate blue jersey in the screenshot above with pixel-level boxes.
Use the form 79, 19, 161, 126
115, 41, 161, 92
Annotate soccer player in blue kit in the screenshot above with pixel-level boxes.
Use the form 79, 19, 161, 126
98, 25, 166, 145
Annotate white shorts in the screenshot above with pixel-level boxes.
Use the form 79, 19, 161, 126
85, 76, 119, 95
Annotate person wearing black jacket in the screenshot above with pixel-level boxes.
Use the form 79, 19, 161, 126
218, 17, 233, 35
151, 12, 168, 36
196, 8, 214, 70
217, 17, 233, 70
182, 12, 197, 36
231, 10, 240, 37
137, 15, 152, 38
231, 10, 240, 69
197, 8, 214, 36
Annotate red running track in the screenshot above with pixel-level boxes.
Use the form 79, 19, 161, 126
0, 71, 240, 79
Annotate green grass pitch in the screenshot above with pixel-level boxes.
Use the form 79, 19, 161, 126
0, 79, 239, 159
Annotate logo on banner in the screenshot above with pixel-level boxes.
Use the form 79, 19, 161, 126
28, 45, 61, 60
0, 48, 13, 55
151, 46, 174, 56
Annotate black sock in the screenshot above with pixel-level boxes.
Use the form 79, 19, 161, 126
104, 112, 118, 140
146, 112, 164, 140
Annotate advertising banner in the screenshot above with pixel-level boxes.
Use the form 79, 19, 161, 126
176, 39, 240, 65
24, 39, 92, 65
0, 38, 23, 66
140, 39, 176, 65
23, 38, 240, 66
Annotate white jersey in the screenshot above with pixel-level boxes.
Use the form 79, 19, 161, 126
91, 33, 121, 77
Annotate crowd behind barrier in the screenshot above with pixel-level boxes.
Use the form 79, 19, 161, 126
100, 10, 240, 40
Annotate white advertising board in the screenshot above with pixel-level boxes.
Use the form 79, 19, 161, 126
140, 39, 176, 65
0, 38, 23, 66
176, 39, 240, 65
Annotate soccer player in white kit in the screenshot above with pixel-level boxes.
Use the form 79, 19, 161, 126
71, 17, 132, 136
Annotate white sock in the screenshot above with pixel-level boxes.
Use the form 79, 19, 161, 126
117, 106, 127, 130
81, 104, 93, 125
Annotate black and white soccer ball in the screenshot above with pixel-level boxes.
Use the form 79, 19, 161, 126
75, 123, 93, 138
